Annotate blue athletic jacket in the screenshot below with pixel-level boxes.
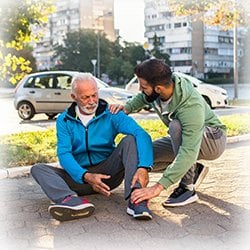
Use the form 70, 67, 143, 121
56, 100, 153, 184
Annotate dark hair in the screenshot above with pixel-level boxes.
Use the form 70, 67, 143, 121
134, 58, 172, 87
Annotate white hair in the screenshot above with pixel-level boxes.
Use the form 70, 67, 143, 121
71, 73, 96, 94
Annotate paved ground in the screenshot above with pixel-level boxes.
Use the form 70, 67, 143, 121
0, 139, 250, 250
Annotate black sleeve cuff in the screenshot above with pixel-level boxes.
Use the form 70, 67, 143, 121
82, 171, 88, 183
137, 166, 152, 172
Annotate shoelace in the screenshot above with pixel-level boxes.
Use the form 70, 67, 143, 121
170, 186, 187, 198
62, 195, 73, 204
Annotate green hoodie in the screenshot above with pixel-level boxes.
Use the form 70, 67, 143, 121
125, 73, 226, 189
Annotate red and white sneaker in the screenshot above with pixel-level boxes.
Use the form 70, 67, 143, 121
48, 196, 95, 221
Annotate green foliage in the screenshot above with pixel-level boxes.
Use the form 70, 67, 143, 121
0, 0, 55, 84
1, 115, 250, 168
150, 34, 170, 64
168, 0, 246, 30
220, 114, 250, 136
54, 30, 105, 72
0, 128, 57, 168
54, 30, 169, 84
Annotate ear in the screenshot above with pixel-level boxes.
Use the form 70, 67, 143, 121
154, 85, 162, 93
71, 93, 76, 101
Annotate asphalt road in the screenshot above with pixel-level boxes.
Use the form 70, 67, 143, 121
0, 96, 250, 135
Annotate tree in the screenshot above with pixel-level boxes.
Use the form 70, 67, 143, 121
167, 0, 246, 30
0, 0, 55, 85
167, 0, 248, 98
150, 33, 170, 64
54, 29, 114, 74
107, 41, 152, 84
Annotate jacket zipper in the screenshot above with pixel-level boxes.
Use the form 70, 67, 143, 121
85, 127, 93, 166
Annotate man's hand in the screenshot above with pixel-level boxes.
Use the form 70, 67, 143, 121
131, 183, 164, 204
109, 104, 128, 114
131, 168, 149, 188
84, 173, 111, 196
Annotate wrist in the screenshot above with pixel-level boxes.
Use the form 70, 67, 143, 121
137, 166, 152, 172
155, 183, 164, 192
82, 171, 89, 183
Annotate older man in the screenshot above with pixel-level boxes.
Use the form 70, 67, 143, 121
31, 73, 153, 221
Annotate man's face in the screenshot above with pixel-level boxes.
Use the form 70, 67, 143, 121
138, 77, 159, 103
72, 80, 99, 115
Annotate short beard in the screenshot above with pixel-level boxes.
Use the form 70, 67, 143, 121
144, 89, 160, 103
79, 103, 98, 115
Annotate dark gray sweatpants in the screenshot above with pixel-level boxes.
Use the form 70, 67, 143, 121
31, 135, 140, 204
153, 119, 227, 186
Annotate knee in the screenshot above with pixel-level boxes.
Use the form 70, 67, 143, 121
121, 135, 135, 145
169, 119, 182, 137
30, 163, 46, 178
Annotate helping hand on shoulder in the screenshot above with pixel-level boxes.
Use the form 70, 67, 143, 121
109, 104, 128, 114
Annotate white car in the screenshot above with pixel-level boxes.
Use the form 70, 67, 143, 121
125, 72, 228, 109
14, 71, 135, 120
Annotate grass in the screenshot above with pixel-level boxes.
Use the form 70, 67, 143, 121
0, 114, 250, 168
228, 99, 250, 106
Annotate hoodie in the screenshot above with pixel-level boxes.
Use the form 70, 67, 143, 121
124, 73, 226, 189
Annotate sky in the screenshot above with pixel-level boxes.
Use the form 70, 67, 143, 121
114, 0, 145, 44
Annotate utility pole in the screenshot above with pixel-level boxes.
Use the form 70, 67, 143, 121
233, 0, 239, 99
95, 11, 112, 78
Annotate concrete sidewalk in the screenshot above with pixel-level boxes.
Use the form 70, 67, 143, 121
0, 138, 250, 249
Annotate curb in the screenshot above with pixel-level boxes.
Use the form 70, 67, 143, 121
1, 134, 250, 180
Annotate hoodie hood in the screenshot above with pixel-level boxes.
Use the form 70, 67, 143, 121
160, 72, 196, 114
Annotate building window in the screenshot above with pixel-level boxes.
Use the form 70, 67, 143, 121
204, 48, 218, 55
174, 22, 181, 28
218, 36, 233, 44
172, 60, 192, 66
166, 23, 171, 29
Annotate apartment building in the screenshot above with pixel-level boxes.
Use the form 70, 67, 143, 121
144, 0, 245, 79
33, 0, 115, 70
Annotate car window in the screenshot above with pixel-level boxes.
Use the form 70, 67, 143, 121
57, 75, 72, 89
24, 75, 53, 89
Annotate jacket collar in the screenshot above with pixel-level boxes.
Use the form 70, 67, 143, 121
66, 99, 108, 119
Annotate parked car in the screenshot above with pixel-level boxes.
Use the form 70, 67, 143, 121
125, 72, 228, 109
14, 71, 135, 120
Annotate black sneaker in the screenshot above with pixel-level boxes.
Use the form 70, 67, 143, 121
193, 163, 209, 188
162, 184, 198, 207
48, 196, 95, 221
127, 200, 152, 220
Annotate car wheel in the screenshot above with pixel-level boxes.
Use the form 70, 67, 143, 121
202, 95, 213, 109
17, 101, 35, 120
45, 113, 58, 120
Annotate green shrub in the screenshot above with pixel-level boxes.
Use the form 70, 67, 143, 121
1, 114, 250, 168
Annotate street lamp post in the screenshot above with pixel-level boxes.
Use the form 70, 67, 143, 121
91, 59, 97, 76
233, 0, 239, 100
97, 32, 100, 78
95, 11, 112, 78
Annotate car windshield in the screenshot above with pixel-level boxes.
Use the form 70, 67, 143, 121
95, 78, 110, 89
175, 72, 202, 85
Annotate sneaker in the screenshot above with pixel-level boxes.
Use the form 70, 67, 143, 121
162, 184, 198, 207
193, 163, 209, 188
48, 196, 95, 221
127, 200, 152, 220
